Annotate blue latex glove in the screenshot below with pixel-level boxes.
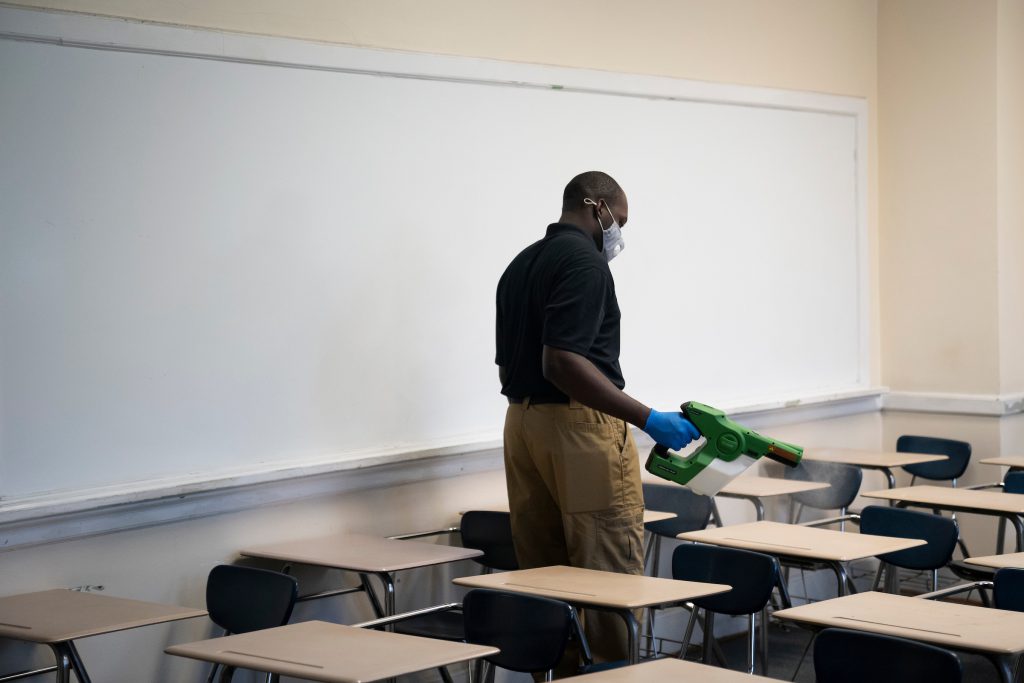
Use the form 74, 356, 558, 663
642, 410, 701, 451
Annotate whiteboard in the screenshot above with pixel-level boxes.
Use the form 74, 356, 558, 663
0, 20, 867, 499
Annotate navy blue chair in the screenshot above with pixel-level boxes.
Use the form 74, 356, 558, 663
814, 628, 962, 683
641, 483, 714, 657
205, 565, 299, 683
1005, 471, 1024, 494
898, 435, 972, 485
642, 483, 714, 573
897, 435, 972, 558
671, 544, 779, 675
994, 568, 1024, 612
395, 510, 518, 641
462, 588, 592, 682
948, 471, 1024, 596
783, 461, 862, 525
860, 505, 959, 593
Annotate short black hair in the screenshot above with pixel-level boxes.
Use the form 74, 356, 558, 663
562, 171, 624, 212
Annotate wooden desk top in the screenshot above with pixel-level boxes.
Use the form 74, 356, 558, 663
166, 620, 497, 683
240, 533, 483, 572
452, 565, 729, 610
980, 456, 1024, 469
803, 448, 947, 468
717, 476, 830, 498
0, 589, 206, 644
773, 591, 1024, 654
677, 521, 925, 562
575, 657, 778, 681
964, 551, 1024, 569
862, 485, 1024, 514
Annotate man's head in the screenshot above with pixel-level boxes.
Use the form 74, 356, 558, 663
560, 171, 628, 247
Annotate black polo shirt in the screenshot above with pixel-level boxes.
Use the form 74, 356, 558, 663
495, 223, 625, 401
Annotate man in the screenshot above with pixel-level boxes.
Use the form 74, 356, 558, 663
495, 171, 700, 670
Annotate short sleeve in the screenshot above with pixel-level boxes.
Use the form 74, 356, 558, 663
541, 266, 608, 354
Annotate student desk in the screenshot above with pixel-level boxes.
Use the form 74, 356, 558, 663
0, 589, 205, 683
980, 456, 1024, 470
166, 619, 497, 683
862, 485, 1024, 552
452, 565, 729, 664
773, 591, 1024, 683
677, 520, 925, 597
802, 448, 947, 488
965, 551, 1024, 569
574, 656, 779, 681
239, 533, 483, 618
716, 476, 830, 521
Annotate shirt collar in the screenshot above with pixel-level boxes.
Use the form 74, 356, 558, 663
546, 223, 598, 249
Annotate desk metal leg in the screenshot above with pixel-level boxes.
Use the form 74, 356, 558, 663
882, 467, 896, 489
1009, 515, 1024, 553
48, 646, 71, 683
65, 642, 91, 683
749, 496, 765, 522
619, 608, 641, 665
829, 562, 854, 597
376, 572, 396, 617
991, 653, 1020, 683
358, 573, 385, 619
710, 501, 724, 528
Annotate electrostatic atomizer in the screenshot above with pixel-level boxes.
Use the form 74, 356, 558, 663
645, 401, 803, 496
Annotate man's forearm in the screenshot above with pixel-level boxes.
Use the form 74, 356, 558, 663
542, 346, 651, 427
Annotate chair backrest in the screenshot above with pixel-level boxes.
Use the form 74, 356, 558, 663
206, 564, 298, 635
671, 544, 777, 616
1004, 471, 1024, 494
461, 511, 519, 571
814, 628, 962, 683
994, 568, 1024, 612
462, 589, 574, 674
642, 483, 713, 537
859, 505, 959, 571
783, 461, 862, 511
897, 435, 971, 481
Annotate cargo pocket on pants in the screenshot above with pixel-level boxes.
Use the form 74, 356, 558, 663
553, 421, 624, 514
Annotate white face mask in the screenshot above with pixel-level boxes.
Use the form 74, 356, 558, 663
584, 198, 625, 262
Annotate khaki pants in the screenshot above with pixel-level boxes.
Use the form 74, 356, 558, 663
503, 398, 644, 676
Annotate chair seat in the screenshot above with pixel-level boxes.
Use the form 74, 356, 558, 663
393, 610, 465, 641
947, 560, 995, 583
579, 659, 629, 674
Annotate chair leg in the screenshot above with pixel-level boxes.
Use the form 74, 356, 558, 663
759, 607, 769, 674
678, 605, 698, 660
791, 631, 816, 682
701, 610, 714, 664
643, 536, 663, 655
218, 665, 236, 683
884, 564, 900, 594
701, 611, 726, 666
871, 563, 885, 592
746, 613, 755, 675
438, 666, 454, 683
206, 663, 220, 683
932, 569, 939, 593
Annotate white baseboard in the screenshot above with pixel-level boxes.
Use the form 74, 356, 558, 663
883, 391, 1024, 416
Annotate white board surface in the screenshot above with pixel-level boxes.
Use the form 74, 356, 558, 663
0, 10, 867, 500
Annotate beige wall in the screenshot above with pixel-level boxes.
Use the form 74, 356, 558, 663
998, 0, 1024, 393
878, 0, 1001, 394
